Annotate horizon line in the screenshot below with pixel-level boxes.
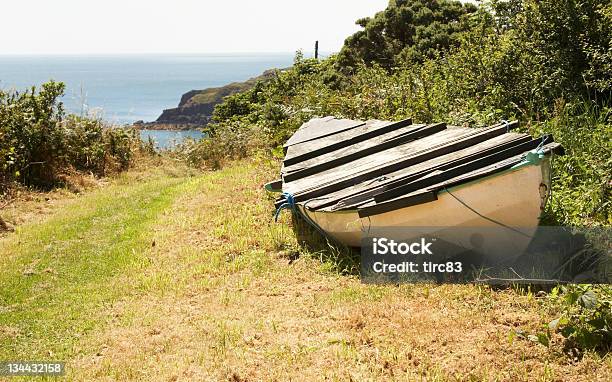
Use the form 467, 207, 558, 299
0, 50, 337, 57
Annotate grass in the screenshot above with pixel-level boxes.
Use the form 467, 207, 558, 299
0, 158, 610, 381
0, 162, 203, 360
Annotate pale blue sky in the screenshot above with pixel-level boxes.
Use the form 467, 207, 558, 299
2, 0, 389, 54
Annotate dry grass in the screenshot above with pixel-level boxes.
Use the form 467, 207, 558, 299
0, 185, 80, 234
1, 158, 610, 381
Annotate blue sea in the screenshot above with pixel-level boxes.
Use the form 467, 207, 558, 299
140, 129, 206, 150
0, 53, 294, 124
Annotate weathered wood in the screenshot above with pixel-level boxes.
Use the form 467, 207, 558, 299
283, 117, 365, 148
284, 118, 414, 166
281, 122, 518, 204
372, 135, 555, 204
283, 123, 446, 182
284, 129, 467, 193
309, 133, 531, 211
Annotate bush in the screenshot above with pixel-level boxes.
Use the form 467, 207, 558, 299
60, 115, 139, 174
174, 122, 263, 170
533, 100, 612, 226
529, 285, 612, 354
0, 81, 141, 190
0, 81, 66, 187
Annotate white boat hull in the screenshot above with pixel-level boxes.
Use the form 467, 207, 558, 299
301, 159, 551, 255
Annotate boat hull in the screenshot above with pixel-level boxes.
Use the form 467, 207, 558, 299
301, 159, 551, 254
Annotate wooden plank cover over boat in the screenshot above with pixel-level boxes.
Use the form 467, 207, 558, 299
277, 117, 564, 219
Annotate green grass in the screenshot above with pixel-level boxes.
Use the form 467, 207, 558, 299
0, 171, 206, 359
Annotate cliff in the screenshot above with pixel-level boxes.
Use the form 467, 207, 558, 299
154, 69, 278, 126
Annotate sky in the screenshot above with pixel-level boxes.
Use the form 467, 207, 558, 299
1, 0, 389, 55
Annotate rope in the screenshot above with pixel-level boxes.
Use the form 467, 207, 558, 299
535, 135, 546, 152
501, 119, 510, 133
444, 187, 532, 238
274, 192, 350, 248
539, 149, 555, 215
274, 192, 296, 222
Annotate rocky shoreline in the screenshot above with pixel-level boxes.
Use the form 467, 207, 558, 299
132, 121, 204, 131
142, 69, 279, 128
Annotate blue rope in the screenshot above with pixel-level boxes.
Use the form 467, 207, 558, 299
274, 193, 347, 248
274, 192, 296, 222
501, 119, 510, 133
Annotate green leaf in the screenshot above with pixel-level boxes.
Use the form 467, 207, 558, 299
588, 318, 606, 330
565, 290, 580, 305
536, 332, 550, 347
561, 326, 576, 338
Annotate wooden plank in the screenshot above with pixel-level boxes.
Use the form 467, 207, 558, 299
283, 123, 446, 182
289, 121, 519, 192
310, 133, 531, 211
284, 118, 414, 166
281, 121, 518, 205
284, 128, 468, 194
372, 135, 555, 203
283, 117, 365, 148
424, 142, 562, 192
356, 142, 561, 217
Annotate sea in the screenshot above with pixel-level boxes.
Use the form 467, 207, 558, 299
0, 53, 294, 148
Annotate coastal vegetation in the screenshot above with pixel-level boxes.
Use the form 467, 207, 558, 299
0, 82, 143, 191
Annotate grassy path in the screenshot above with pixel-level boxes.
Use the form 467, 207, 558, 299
1, 161, 610, 381
0, 170, 205, 360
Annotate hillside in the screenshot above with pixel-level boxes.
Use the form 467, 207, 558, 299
153, 69, 278, 126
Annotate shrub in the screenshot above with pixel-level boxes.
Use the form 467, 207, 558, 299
60, 115, 139, 175
529, 285, 612, 354
533, 100, 612, 226
0, 81, 66, 187
0, 82, 141, 190
175, 122, 263, 170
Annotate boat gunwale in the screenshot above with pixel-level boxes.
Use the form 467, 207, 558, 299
301, 149, 556, 218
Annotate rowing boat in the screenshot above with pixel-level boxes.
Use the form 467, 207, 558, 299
270, 117, 564, 253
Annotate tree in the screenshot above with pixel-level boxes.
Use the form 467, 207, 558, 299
337, 0, 478, 71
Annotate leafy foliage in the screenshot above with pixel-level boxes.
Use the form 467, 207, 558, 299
0, 82, 141, 190
534, 101, 611, 226
174, 123, 263, 170
337, 0, 478, 70
532, 285, 612, 354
